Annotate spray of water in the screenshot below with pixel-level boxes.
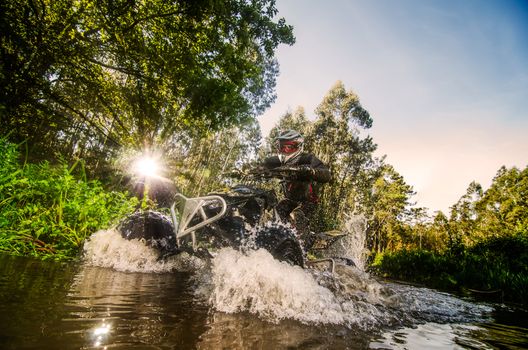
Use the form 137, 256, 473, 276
82, 222, 491, 329
203, 247, 492, 328
83, 229, 204, 273
320, 214, 369, 270
205, 248, 344, 324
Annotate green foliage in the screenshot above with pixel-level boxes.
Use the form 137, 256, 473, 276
475, 166, 528, 238
309, 82, 376, 228
1, 0, 294, 172
436, 166, 528, 252
373, 233, 528, 304
376, 164, 528, 259
371, 165, 528, 304
372, 249, 458, 289
0, 138, 138, 260
362, 163, 416, 253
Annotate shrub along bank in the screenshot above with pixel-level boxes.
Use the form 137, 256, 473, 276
372, 233, 528, 305
0, 138, 138, 260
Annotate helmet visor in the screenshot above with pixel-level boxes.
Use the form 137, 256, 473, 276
278, 140, 299, 154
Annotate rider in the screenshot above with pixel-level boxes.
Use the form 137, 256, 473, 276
261, 129, 331, 249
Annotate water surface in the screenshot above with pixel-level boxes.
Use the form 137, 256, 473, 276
0, 231, 526, 349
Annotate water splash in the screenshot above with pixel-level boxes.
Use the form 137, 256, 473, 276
204, 248, 345, 324
199, 247, 492, 329
82, 229, 204, 273
82, 227, 492, 329
198, 247, 405, 329
320, 214, 369, 270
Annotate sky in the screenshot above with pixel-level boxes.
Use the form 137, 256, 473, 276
258, 0, 528, 214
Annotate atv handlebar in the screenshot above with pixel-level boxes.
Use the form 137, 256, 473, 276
244, 166, 305, 180
225, 165, 317, 183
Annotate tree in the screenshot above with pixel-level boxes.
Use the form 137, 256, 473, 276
448, 181, 483, 247
476, 166, 528, 238
443, 166, 528, 253
308, 81, 375, 229
364, 163, 415, 254
406, 207, 430, 250
428, 210, 449, 252
1, 0, 294, 169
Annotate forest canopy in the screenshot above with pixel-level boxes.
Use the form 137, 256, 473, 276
1, 0, 294, 166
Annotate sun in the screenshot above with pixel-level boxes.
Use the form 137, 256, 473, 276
132, 156, 160, 179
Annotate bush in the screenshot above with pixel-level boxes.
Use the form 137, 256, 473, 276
372, 234, 528, 304
458, 235, 528, 303
372, 249, 457, 289
0, 137, 138, 260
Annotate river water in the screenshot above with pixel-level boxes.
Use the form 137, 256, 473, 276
0, 229, 526, 349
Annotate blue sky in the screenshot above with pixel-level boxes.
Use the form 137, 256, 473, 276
259, 0, 528, 214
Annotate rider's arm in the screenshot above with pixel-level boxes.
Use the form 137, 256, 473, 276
293, 154, 331, 182
263, 156, 282, 169
308, 156, 331, 183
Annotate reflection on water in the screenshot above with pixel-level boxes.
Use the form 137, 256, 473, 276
91, 321, 111, 347
62, 265, 210, 349
370, 320, 528, 350
197, 312, 370, 349
370, 323, 490, 349
0, 251, 526, 349
0, 254, 209, 349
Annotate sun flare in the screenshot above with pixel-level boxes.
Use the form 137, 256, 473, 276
132, 156, 160, 178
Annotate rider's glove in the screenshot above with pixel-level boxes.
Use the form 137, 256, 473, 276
295, 165, 315, 180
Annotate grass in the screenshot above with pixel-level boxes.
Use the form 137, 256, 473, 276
0, 137, 138, 260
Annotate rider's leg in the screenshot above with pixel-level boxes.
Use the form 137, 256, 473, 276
275, 199, 298, 222
291, 202, 316, 250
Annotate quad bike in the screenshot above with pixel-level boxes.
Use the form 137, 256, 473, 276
117, 167, 350, 269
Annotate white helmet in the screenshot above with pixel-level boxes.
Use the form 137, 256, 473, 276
275, 129, 304, 163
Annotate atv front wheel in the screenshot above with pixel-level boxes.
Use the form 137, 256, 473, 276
254, 226, 304, 267
117, 210, 178, 256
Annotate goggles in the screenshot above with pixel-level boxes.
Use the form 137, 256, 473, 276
278, 141, 299, 154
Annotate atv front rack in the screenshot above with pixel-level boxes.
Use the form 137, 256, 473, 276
170, 193, 227, 251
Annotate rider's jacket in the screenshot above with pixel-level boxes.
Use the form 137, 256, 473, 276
263, 153, 331, 203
